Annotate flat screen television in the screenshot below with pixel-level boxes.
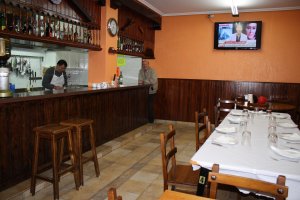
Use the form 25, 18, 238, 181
214, 21, 262, 50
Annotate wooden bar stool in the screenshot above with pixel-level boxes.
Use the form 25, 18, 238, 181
30, 124, 80, 200
60, 118, 100, 186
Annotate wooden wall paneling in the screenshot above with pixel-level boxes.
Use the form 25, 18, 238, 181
155, 79, 300, 123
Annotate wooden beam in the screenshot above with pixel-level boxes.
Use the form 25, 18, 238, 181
69, 0, 92, 22
111, 0, 161, 28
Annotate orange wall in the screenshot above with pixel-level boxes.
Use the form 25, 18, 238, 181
88, 1, 118, 86
152, 10, 300, 83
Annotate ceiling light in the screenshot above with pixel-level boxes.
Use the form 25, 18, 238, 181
231, 0, 239, 17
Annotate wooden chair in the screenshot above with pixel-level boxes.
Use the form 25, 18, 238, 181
195, 109, 210, 151
297, 106, 300, 126
160, 124, 200, 193
208, 164, 288, 200
107, 187, 122, 200
214, 98, 236, 126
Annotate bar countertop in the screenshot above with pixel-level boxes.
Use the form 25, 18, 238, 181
0, 84, 149, 104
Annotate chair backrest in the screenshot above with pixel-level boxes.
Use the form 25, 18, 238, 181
160, 124, 177, 191
208, 164, 288, 200
215, 98, 236, 126
108, 187, 123, 200
195, 108, 209, 151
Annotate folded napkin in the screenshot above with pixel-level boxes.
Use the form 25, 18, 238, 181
279, 133, 300, 142
213, 135, 238, 145
215, 126, 237, 134
277, 122, 298, 128
270, 145, 300, 159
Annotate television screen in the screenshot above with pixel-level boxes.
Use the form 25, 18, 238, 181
214, 21, 262, 50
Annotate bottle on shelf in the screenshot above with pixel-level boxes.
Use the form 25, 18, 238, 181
6, 6, 13, 31
21, 9, 27, 33
118, 71, 123, 85
39, 14, 45, 37
45, 16, 53, 37
27, 12, 33, 35
0, 12, 6, 31
13, 6, 20, 33
117, 36, 120, 50
87, 30, 92, 44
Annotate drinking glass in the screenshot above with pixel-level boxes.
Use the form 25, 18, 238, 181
269, 115, 277, 127
242, 131, 251, 146
239, 121, 248, 133
268, 125, 278, 146
254, 107, 259, 116
266, 109, 272, 119
242, 109, 249, 120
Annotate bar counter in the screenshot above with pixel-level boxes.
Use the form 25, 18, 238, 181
0, 85, 149, 191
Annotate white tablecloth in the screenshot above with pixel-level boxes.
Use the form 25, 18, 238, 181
191, 110, 300, 200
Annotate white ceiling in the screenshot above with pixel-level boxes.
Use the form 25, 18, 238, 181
138, 0, 300, 16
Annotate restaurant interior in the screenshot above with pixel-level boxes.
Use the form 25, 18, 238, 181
0, 0, 300, 200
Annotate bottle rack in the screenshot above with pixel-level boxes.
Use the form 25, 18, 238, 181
110, 34, 144, 57
0, 2, 101, 51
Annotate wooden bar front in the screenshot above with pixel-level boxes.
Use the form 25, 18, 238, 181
0, 85, 149, 191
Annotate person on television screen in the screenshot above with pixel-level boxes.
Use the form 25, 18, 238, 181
246, 23, 257, 40
230, 23, 247, 42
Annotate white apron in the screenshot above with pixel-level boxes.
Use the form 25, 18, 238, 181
46, 69, 64, 91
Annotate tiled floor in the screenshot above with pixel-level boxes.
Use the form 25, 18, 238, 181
0, 121, 239, 200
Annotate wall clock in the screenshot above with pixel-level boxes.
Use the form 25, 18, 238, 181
107, 18, 118, 37
50, 0, 62, 5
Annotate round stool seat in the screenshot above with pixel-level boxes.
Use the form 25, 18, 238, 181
60, 118, 100, 186
33, 124, 73, 134
60, 118, 93, 127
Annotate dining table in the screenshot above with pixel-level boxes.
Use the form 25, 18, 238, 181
190, 109, 300, 200
159, 190, 213, 200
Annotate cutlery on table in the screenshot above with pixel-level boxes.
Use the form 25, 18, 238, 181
270, 156, 299, 163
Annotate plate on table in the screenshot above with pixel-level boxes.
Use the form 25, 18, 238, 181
227, 116, 244, 124
270, 145, 300, 159
279, 132, 300, 142
277, 122, 298, 128
230, 110, 245, 116
272, 113, 288, 119
213, 135, 238, 145
215, 126, 237, 134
